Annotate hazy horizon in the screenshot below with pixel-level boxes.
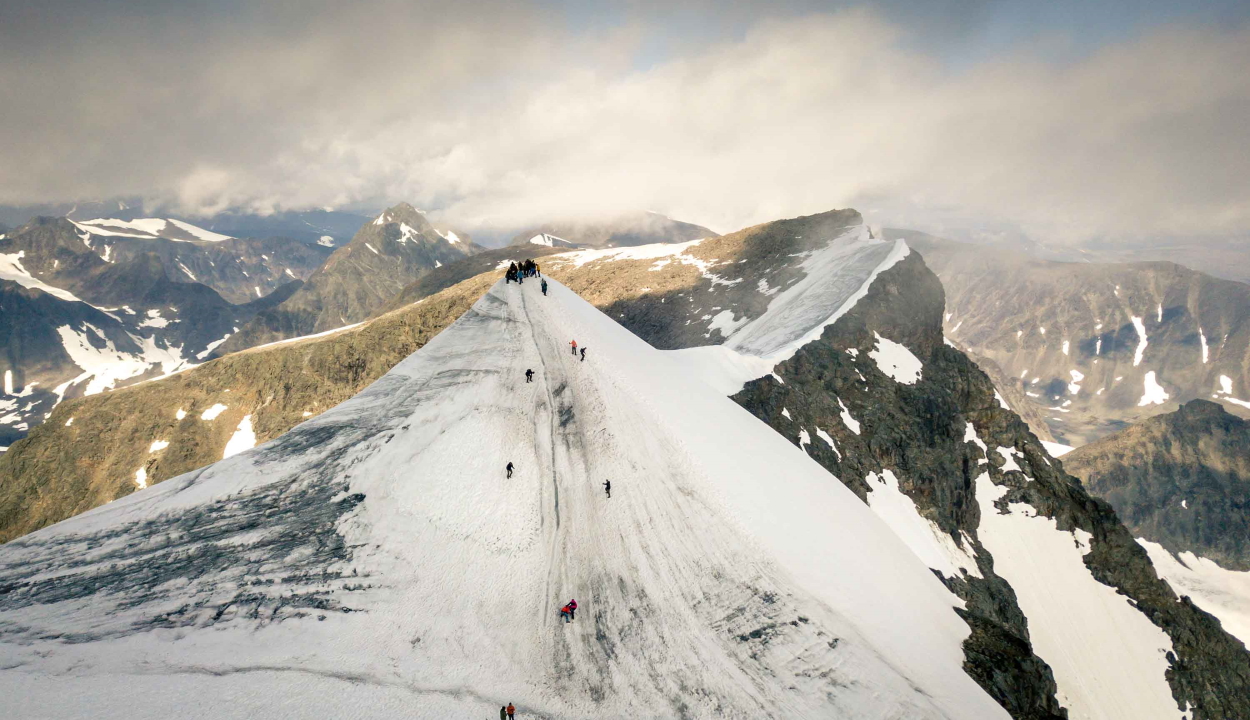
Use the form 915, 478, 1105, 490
2, 0, 1248, 247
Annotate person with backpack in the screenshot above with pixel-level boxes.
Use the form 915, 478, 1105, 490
559, 603, 574, 623
580, 347, 586, 362
506, 703, 516, 719
540, 278, 548, 296
525, 369, 534, 383
603, 480, 611, 498
506, 461, 514, 479
570, 339, 577, 356
500, 706, 507, 720
567, 598, 577, 620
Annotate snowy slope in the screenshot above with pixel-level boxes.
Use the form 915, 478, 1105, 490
666, 227, 907, 393
0, 279, 1007, 719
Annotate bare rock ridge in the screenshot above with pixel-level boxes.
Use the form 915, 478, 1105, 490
218, 203, 479, 353
729, 252, 1250, 718
1064, 399, 1250, 571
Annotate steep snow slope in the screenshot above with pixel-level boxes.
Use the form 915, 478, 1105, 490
666, 226, 906, 393
0, 279, 1007, 719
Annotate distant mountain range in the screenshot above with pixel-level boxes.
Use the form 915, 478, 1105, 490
217, 203, 481, 353
895, 229, 1250, 446
0, 201, 371, 248
0, 217, 300, 446
508, 211, 717, 249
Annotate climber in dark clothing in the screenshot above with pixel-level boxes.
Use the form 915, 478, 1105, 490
500, 706, 507, 720
540, 279, 548, 295
580, 347, 586, 362
506, 462, 514, 479
603, 480, 611, 498
525, 369, 534, 383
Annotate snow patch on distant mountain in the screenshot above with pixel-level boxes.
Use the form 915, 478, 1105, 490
72, 218, 233, 243
0, 251, 83, 302
1139, 371, 1169, 406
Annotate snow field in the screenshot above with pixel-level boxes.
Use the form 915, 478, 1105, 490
975, 475, 1177, 720
1137, 540, 1250, 646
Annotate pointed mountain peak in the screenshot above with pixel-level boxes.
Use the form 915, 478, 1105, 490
370, 202, 430, 229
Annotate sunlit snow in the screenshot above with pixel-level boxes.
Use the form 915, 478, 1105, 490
868, 332, 922, 385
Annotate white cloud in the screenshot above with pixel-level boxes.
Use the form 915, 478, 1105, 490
1, 6, 1247, 242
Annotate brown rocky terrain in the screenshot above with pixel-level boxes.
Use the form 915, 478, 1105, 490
1064, 399, 1250, 571
895, 230, 1250, 446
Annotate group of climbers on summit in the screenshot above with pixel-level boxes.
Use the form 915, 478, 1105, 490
505, 259, 541, 284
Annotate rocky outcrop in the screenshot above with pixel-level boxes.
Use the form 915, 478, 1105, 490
1065, 399, 1250, 571
732, 251, 1250, 718
220, 203, 479, 353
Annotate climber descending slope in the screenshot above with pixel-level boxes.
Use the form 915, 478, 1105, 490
0, 278, 1009, 719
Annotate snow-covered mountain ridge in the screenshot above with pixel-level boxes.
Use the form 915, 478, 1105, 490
4, 208, 1249, 717
0, 278, 1007, 719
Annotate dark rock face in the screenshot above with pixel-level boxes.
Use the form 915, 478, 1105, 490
900, 230, 1250, 446
220, 203, 479, 353
730, 252, 1250, 719
1065, 399, 1250, 571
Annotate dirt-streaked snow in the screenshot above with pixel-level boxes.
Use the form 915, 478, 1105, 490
0, 278, 1008, 720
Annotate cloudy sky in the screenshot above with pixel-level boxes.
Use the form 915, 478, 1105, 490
1, 0, 1248, 243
